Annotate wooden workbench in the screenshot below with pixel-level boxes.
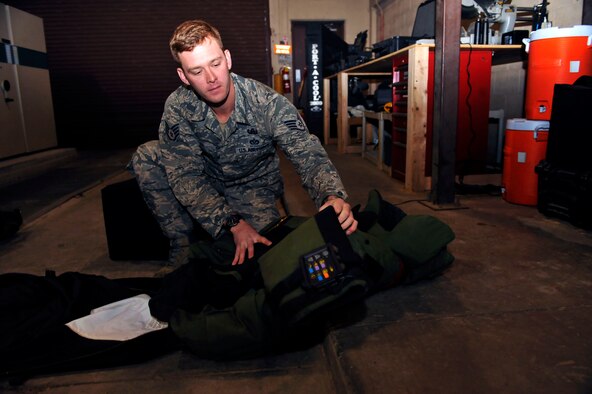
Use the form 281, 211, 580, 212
323, 43, 523, 191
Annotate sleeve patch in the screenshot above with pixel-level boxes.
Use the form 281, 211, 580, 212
283, 119, 305, 132
166, 123, 180, 141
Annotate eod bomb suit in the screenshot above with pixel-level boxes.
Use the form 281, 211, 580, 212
148, 190, 456, 360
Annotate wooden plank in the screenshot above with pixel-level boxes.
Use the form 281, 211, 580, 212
376, 112, 384, 171
346, 72, 391, 77
323, 78, 331, 145
323, 43, 521, 77
337, 72, 349, 154
406, 45, 429, 192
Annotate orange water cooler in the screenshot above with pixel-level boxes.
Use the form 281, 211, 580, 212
523, 25, 592, 120
502, 119, 550, 206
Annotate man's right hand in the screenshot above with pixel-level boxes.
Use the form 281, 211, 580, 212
230, 220, 272, 265
319, 196, 358, 235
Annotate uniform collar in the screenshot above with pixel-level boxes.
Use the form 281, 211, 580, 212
229, 73, 252, 126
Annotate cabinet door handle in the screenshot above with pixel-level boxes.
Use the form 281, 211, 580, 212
5, 97, 14, 103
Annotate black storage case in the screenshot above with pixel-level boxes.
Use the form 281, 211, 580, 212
101, 178, 169, 260
372, 36, 419, 58
536, 161, 592, 229
535, 76, 592, 229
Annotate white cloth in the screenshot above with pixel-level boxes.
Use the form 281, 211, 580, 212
348, 105, 366, 118
66, 294, 168, 341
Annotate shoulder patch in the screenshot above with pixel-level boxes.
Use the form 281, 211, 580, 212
165, 123, 180, 141
284, 119, 305, 132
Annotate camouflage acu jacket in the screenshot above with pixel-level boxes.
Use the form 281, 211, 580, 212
158, 73, 347, 238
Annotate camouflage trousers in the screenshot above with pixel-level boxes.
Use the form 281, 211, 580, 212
128, 141, 284, 244
128, 141, 196, 247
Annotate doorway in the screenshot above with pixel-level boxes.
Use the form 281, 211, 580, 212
291, 21, 345, 138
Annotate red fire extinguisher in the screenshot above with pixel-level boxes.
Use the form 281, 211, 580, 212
281, 67, 291, 93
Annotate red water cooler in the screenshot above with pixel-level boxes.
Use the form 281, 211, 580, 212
523, 25, 592, 120
502, 119, 549, 206
502, 25, 592, 206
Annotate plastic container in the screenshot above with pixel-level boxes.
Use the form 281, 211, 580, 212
523, 25, 592, 120
502, 119, 550, 206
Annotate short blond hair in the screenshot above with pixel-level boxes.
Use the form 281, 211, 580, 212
169, 20, 224, 63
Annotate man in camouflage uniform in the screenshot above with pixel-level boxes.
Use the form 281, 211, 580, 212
129, 20, 358, 267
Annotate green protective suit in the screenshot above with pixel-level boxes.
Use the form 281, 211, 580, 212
165, 190, 455, 360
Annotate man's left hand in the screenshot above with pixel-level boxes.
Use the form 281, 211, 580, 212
230, 220, 272, 265
319, 196, 358, 235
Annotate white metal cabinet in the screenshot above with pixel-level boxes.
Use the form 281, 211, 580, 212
0, 62, 27, 157
0, 3, 57, 159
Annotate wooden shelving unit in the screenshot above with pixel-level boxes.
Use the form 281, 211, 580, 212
323, 43, 523, 192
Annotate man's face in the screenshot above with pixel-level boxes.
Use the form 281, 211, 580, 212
176, 37, 233, 106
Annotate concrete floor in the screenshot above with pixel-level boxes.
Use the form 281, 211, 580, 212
1, 146, 591, 393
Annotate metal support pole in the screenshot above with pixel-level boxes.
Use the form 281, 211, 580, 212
431, 0, 461, 204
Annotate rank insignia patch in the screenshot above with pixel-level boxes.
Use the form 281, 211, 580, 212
166, 123, 180, 141
284, 119, 305, 132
